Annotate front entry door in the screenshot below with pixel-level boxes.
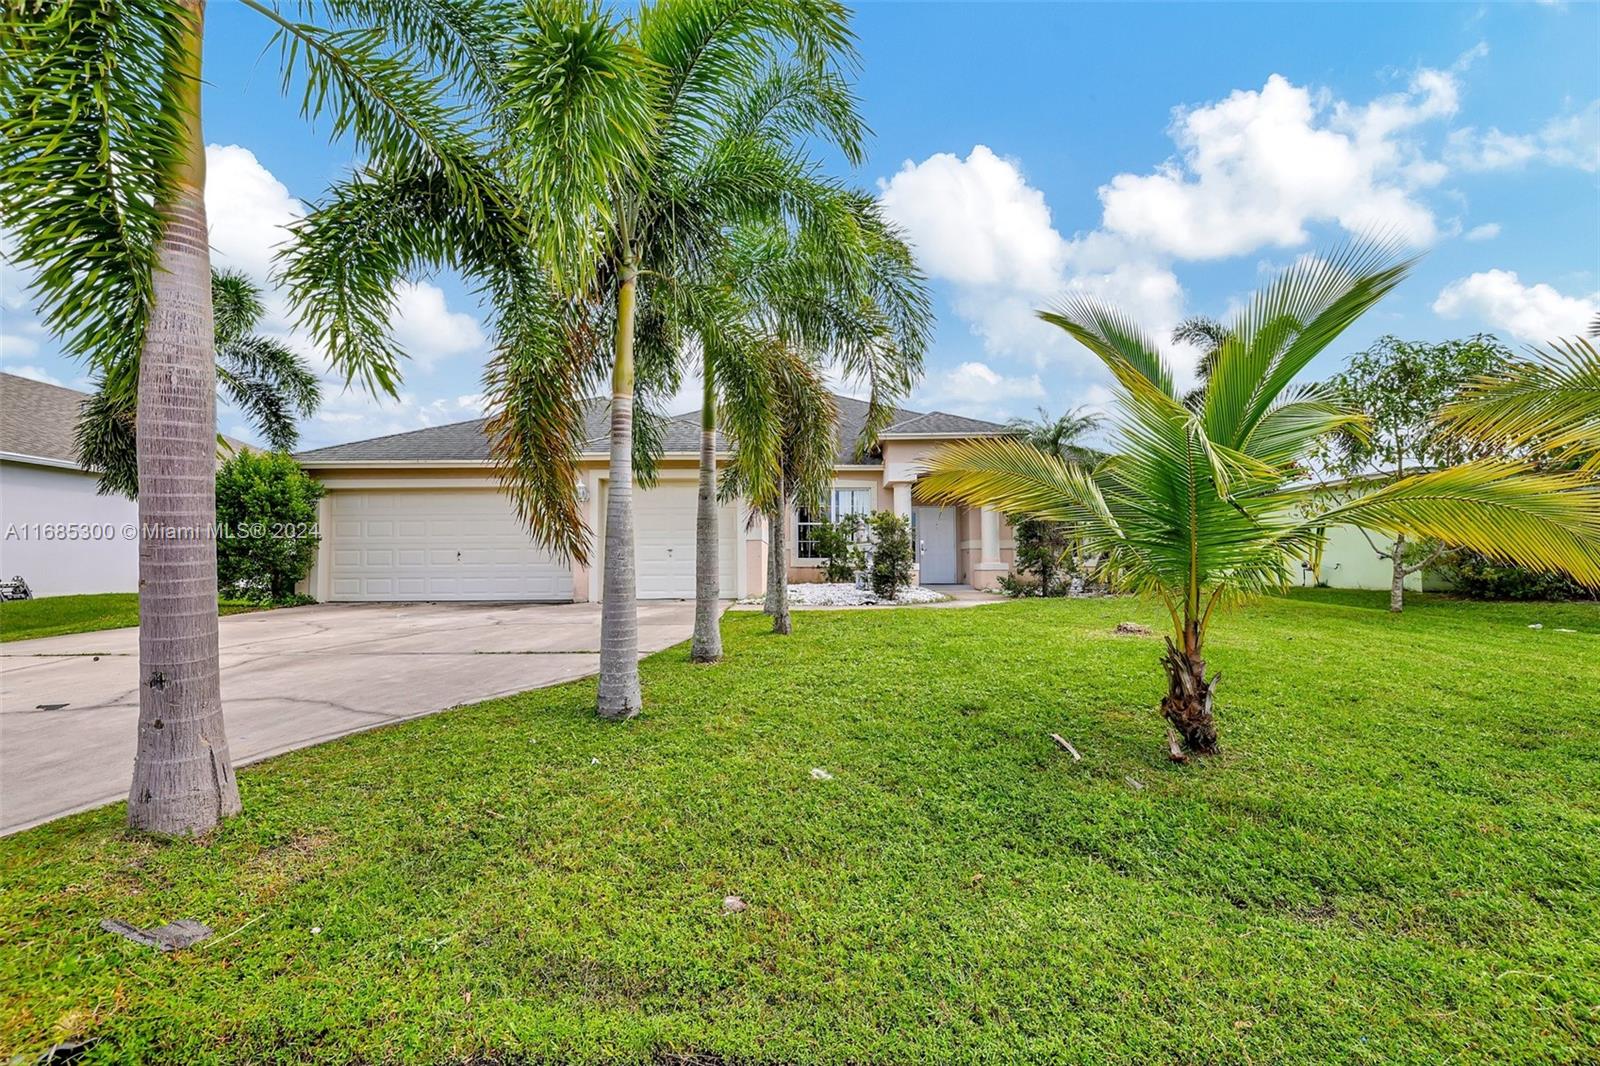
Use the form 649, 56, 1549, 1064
913, 505, 958, 584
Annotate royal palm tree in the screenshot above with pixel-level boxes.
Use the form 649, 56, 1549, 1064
920, 243, 1600, 761
77, 270, 321, 498
498, 0, 864, 714
681, 200, 930, 660
1437, 336, 1600, 475
2, 0, 500, 833
282, 0, 867, 715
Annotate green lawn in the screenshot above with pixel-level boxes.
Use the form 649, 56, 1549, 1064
1, 590, 1596, 1064
0, 593, 266, 643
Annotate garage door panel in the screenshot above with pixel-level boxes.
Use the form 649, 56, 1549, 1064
610, 482, 738, 600
328, 489, 572, 602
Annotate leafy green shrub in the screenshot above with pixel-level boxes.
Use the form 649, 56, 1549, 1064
813, 514, 866, 582
215, 451, 325, 602
1440, 550, 1590, 602
866, 511, 914, 598
1011, 516, 1075, 596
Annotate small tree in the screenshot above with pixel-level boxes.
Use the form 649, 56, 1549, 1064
1326, 334, 1509, 611
866, 511, 914, 598
215, 452, 324, 602
1010, 516, 1075, 596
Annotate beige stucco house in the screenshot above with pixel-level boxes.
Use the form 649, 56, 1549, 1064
294, 394, 1019, 603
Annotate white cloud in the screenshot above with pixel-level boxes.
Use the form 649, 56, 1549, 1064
1098, 70, 1457, 259
204, 144, 304, 280
1463, 222, 1501, 241
0, 331, 40, 361
913, 361, 1044, 420
877, 146, 1185, 377
389, 281, 485, 369
1432, 270, 1598, 341
303, 388, 490, 448
1, 364, 63, 386
1446, 101, 1600, 173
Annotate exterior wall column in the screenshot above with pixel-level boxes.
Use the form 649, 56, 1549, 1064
972, 505, 1009, 591
891, 481, 912, 520
890, 480, 916, 583
980, 506, 1001, 564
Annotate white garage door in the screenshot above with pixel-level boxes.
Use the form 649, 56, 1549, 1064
328, 490, 573, 602
613, 482, 737, 599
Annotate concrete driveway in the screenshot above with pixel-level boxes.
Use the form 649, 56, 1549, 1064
0, 601, 696, 834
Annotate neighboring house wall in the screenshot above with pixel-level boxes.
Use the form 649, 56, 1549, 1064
1312, 523, 1425, 592
0, 458, 138, 596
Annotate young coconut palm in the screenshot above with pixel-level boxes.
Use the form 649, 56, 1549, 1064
2, 0, 503, 833
77, 270, 321, 499
502, 0, 865, 715
919, 242, 1600, 760
1437, 336, 1600, 475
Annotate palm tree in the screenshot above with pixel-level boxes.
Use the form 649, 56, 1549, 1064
76, 270, 321, 498
2, 0, 499, 833
920, 243, 1600, 761
681, 201, 931, 660
1172, 314, 1230, 409
497, 0, 863, 715
281, 0, 866, 716
1004, 406, 1105, 465
718, 350, 839, 636
1437, 336, 1600, 475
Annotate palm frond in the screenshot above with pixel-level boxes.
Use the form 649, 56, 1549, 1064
1436, 337, 1600, 473
0, 0, 186, 373
1313, 461, 1600, 586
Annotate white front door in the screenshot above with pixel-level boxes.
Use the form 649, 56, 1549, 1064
913, 504, 958, 584
615, 482, 738, 599
327, 489, 573, 601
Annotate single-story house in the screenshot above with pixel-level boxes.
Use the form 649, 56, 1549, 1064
0, 372, 140, 597
293, 394, 1021, 602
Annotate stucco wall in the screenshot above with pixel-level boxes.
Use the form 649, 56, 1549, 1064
1313, 524, 1423, 592
0, 459, 139, 596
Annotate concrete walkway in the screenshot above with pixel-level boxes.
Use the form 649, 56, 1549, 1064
0, 601, 696, 834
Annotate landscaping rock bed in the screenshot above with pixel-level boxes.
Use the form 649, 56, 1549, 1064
747, 583, 950, 607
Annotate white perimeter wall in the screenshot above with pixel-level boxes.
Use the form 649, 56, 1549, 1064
0, 460, 138, 596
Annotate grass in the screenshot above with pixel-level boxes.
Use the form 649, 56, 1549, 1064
0, 593, 271, 643
1, 589, 1596, 1064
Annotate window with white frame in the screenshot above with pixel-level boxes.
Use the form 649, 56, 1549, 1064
796, 486, 873, 559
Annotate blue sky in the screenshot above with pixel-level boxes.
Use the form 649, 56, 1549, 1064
2, 1, 1597, 448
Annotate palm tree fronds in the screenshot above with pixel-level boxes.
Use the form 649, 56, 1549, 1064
1316, 461, 1600, 586
1436, 337, 1600, 473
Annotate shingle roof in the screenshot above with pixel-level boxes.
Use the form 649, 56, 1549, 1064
297, 398, 621, 463
1, 372, 87, 465
295, 392, 1009, 466
679, 393, 1007, 465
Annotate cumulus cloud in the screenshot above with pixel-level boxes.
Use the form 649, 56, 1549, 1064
913, 360, 1045, 420
1098, 70, 1458, 259
877, 146, 1184, 377
1446, 101, 1600, 173
203, 143, 485, 379
1463, 222, 1501, 241
299, 388, 491, 449
1433, 270, 1598, 341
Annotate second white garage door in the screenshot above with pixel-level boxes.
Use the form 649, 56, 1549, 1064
328, 489, 573, 602
617, 481, 738, 599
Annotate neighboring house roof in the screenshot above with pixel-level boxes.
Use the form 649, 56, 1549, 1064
296, 392, 1008, 466
1, 372, 86, 466
1, 371, 255, 471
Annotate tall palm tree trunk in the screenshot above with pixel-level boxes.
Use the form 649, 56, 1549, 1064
127, 0, 241, 834
767, 485, 791, 636
690, 363, 722, 662
597, 263, 643, 718
1159, 623, 1219, 759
